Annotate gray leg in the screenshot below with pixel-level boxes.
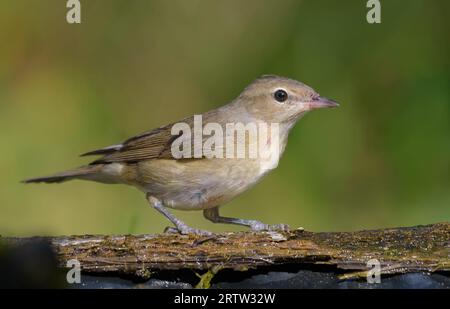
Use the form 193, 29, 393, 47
203, 207, 290, 232
146, 194, 212, 236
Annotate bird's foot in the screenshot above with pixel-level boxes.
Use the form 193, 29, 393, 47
268, 223, 291, 232
164, 226, 213, 236
250, 221, 290, 232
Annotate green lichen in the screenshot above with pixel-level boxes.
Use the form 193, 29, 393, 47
135, 266, 153, 280
195, 265, 223, 289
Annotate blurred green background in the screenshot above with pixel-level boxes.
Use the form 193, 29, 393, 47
0, 0, 449, 236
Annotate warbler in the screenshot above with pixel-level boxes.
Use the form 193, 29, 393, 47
23, 75, 338, 235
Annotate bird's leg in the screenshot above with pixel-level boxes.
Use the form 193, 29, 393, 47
203, 207, 290, 232
146, 194, 212, 236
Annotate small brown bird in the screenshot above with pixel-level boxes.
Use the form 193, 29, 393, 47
23, 75, 338, 235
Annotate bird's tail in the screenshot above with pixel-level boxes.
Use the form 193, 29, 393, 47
22, 165, 103, 184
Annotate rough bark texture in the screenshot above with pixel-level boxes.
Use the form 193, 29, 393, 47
2, 223, 449, 280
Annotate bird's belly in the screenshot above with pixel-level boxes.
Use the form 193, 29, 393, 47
134, 158, 271, 210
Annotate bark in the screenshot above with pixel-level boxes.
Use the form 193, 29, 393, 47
2, 222, 449, 280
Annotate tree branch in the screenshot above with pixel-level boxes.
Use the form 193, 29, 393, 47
2, 223, 449, 279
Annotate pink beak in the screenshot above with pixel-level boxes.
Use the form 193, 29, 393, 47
307, 97, 339, 109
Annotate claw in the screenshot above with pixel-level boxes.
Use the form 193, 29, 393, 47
250, 221, 269, 231
164, 226, 213, 236
268, 223, 290, 232
164, 226, 181, 234
250, 222, 290, 232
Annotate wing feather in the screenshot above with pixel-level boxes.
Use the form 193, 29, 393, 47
87, 111, 221, 164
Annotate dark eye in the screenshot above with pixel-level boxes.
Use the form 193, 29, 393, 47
274, 89, 288, 102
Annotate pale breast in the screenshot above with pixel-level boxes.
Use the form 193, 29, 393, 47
133, 158, 266, 210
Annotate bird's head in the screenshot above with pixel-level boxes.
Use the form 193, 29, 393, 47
238, 75, 338, 124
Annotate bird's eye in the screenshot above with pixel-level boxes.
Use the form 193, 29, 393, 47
274, 89, 288, 102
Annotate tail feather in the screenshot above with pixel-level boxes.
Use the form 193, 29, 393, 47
22, 165, 103, 184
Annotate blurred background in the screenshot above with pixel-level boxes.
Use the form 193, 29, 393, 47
0, 0, 448, 236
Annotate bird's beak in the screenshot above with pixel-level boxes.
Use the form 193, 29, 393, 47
307, 97, 339, 109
